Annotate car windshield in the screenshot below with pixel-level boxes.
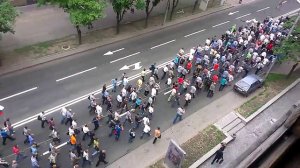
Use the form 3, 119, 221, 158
237, 80, 251, 91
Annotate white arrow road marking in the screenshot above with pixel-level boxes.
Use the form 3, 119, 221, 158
256, 7, 270, 12
0, 87, 38, 102
228, 11, 239, 15
110, 52, 141, 63
235, 13, 251, 19
120, 62, 142, 71
282, 1, 287, 4
103, 48, 125, 56
246, 18, 258, 23
212, 21, 230, 28
56, 67, 97, 82
184, 29, 206, 38
298, 0, 300, 4
150, 40, 176, 50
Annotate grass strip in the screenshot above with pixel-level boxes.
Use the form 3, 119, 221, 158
150, 125, 226, 168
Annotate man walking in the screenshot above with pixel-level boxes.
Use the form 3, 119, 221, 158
96, 150, 108, 166
173, 107, 185, 124
153, 127, 161, 144
38, 112, 47, 128
1, 128, 15, 145
211, 142, 226, 164
140, 124, 151, 139
12, 145, 27, 162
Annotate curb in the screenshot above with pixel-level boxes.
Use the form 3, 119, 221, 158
239, 78, 300, 123
0, 4, 234, 77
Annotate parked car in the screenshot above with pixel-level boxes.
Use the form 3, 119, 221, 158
234, 74, 263, 96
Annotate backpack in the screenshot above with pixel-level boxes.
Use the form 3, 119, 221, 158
37, 115, 42, 121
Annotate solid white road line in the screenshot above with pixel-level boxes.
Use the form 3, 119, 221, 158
110, 52, 141, 63
228, 11, 239, 15
184, 29, 206, 37
43, 142, 68, 156
212, 21, 230, 28
256, 7, 270, 12
150, 40, 176, 50
0, 87, 38, 102
56, 67, 97, 82
164, 90, 172, 95
235, 13, 251, 19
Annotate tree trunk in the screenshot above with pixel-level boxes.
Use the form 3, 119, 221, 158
145, 0, 150, 28
145, 13, 150, 28
193, 0, 200, 13
116, 13, 121, 34
287, 62, 299, 78
76, 25, 82, 45
170, 0, 179, 20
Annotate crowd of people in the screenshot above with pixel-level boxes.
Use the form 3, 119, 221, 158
0, 15, 291, 168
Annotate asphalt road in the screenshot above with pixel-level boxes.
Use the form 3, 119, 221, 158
0, 0, 299, 167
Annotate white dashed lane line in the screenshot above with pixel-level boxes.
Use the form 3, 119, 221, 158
110, 52, 141, 63
150, 40, 176, 50
0, 87, 38, 102
235, 13, 251, 19
256, 7, 270, 12
184, 29, 206, 38
55, 67, 97, 82
212, 21, 230, 28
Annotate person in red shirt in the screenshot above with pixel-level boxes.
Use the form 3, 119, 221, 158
178, 77, 184, 85
213, 63, 219, 71
186, 61, 192, 73
12, 144, 27, 162
212, 75, 219, 83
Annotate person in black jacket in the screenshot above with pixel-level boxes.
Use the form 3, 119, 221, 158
96, 150, 108, 167
211, 143, 226, 164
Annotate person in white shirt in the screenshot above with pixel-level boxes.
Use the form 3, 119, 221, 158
161, 65, 169, 80
148, 105, 154, 119
149, 76, 155, 86
95, 105, 103, 118
130, 91, 137, 103
82, 124, 90, 141
190, 86, 196, 98
173, 107, 185, 124
123, 77, 129, 88
166, 77, 172, 86
142, 116, 150, 126
184, 93, 192, 107
121, 88, 127, 98
117, 94, 123, 108
68, 126, 75, 136
151, 88, 157, 101
168, 88, 177, 102
60, 107, 67, 124
82, 149, 91, 166
140, 124, 151, 139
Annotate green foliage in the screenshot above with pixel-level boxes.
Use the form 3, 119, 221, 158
111, 0, 145, 19
274, 19, 300, 63
0, 0, 18, 35
38, 0, 106, 27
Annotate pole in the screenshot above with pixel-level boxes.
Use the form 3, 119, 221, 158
163, 0, 170, 26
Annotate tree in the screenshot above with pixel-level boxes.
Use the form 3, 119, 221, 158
144, 0, 161, 28
38, 0, 106, 44
169, 0, 179, 21
192, 0, 200, 13
111, 0, 145, 34
0, 0, 18, 38
274, 17, 300, 78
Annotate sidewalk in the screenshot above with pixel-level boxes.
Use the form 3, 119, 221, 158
200, 80, 300, 168
0, 0, 194, 51
107, 90, 259, 168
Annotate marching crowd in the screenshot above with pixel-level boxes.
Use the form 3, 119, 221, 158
0, 15, 291, 168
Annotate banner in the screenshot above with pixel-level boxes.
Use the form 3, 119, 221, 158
164, 139, 186, 168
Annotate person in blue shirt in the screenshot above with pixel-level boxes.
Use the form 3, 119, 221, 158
219, 77, 228, 91
111, 78, 117, 92
1, 129, 15, 145
135, 97, 142, 109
